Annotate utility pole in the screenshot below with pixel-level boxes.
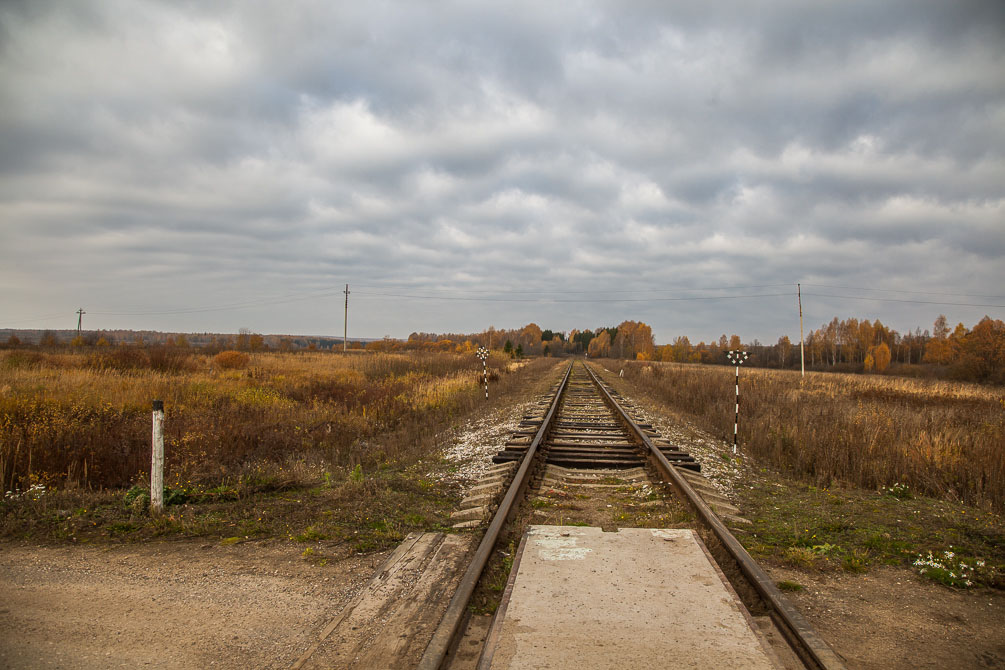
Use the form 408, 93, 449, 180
343, 284, 350, 353
76, 308, 85, 335
798, 284, 805, 378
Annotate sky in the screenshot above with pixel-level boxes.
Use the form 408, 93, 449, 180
1, 0, 1003, 345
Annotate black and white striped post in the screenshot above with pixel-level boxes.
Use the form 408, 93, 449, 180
476, 346, 489, 399
726, 350, 748, 454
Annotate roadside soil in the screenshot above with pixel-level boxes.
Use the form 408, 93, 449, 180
765, 563, 1005, 670
0, 540, 387, 669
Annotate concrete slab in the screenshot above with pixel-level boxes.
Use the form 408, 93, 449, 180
293, 532, 474, 670
483, 526, 779, 670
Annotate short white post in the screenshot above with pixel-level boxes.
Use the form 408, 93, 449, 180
151, 400, 164, 514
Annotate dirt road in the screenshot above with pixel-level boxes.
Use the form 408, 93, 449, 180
0, 540, 383, 669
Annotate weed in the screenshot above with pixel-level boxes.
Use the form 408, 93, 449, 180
913, 550, 995, 588
881, 483, 913, 499
213, 351, 249, 370
842, 549, 870, 573
783, 547, 821, 568
294, 526, 327, 542
776, 580, 804, 592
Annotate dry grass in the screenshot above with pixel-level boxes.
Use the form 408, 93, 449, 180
0, 349, 543, 495
604, 360, 1005, 513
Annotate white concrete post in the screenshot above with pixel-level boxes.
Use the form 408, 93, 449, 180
151, 400, 164, 514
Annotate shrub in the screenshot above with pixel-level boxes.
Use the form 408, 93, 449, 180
214, 351, 250, 370
147, 345, 194, 373
87, 347, 149, 371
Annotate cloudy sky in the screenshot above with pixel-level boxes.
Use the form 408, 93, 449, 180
2, 0, 1003, 344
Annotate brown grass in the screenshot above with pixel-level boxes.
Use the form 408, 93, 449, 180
600, 360, 1005, 513
0, 349, 549, 494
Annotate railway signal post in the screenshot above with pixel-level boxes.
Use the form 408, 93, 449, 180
476, 346, 489, 399
727, 350, 748, 454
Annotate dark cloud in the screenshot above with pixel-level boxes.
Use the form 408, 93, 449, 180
1, 0, 1003, 341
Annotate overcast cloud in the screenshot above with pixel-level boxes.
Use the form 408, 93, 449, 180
1, 0, 1003, 343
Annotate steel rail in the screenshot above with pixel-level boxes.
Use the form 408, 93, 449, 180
583, 363, 847, 670
417, 361, 574, 670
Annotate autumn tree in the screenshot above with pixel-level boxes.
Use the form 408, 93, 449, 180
776, 336, 791, 367
671, 335, 691, 362
611, 321, 655, 359
955, 316, 1005, 382
519, 323, 543, 355
588, 330, 612, 358
923, 315, 955, 365
873, 341, 891, 372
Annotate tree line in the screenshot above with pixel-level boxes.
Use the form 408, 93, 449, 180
370, 314, 1005, 384
6, 313, 1002, 383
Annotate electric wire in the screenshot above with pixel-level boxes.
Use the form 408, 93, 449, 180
6, 282, 1001, 325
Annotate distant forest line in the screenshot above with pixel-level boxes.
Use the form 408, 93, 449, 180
3, 313, 1003, 383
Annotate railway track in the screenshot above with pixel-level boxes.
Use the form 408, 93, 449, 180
418, 360, 846, 670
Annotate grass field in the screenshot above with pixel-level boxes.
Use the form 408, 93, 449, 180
0, 347, 557, 547
594, 359, 1004, 588
607, 359, 1005, 513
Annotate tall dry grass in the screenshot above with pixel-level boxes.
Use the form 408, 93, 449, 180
604, 360, 1005, 512
0, 349, 546, 493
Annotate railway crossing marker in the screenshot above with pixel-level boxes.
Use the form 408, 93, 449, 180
476, 346, 489, 399
727, 350, 748, 454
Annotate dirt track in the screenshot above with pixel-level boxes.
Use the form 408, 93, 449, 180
0, 541, 383, 669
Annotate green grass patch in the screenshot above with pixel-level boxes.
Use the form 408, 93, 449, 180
0, 465, 462, 551
735, 476, 1004, 589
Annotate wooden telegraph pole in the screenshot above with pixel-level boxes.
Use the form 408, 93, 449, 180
343, 284, 350, 353
798, 283, 805, 378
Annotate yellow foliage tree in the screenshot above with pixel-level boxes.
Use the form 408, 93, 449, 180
588, 330, 611, 358
873, 341, 891, 372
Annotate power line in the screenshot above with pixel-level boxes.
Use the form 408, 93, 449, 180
89, 287, 348, 316
353, 291, 793, 303
802, 292, 1004, 309
2, 312, 77, 326
800, 284, 1004, 300
350, 282, 795, 295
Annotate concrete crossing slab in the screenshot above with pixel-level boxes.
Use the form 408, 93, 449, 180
482, 526, 780, 669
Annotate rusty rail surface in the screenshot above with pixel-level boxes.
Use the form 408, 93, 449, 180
583, 362, 847, 670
